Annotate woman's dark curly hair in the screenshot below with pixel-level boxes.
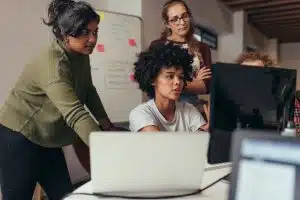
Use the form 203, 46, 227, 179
133, 42, 194, 98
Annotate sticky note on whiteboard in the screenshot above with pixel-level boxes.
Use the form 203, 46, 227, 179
128, 38, 136, 46
129, 72, 136, 82
96, 44, 105, 52
97, 12, 104, 21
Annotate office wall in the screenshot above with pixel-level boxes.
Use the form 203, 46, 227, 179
0, 0, 51, 106
245, 23, 268, 51
264, 38, 279, 65
245, 24, 280, 65
218, 10, 270, 63
218, 11, 245, 63
279, 43, 300, 89
280, 43, 300, 68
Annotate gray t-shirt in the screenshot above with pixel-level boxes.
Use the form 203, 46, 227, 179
129, 99, 206, 132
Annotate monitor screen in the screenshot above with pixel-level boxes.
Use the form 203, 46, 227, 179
230, 133, 300, 200
208, 63, 296, 164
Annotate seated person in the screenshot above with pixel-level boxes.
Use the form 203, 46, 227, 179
129, 43, 208, 132
236, 51, 274, 67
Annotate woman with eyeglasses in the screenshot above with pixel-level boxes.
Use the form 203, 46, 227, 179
0, 0, 123, 199
149, 0, 212, 110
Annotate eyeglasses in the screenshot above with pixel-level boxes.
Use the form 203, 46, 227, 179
168, 13, 190, 24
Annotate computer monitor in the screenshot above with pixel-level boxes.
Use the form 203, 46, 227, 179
207, 63, 297, 164
229, 130, 300, 200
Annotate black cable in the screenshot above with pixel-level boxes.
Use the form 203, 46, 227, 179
199, 172, 229, 192
62, 172, 230, 199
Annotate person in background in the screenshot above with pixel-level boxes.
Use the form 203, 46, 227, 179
204, 51, 274, 131
236, 51, 274, 67
236, 51, 299, 133
0, 0, 122, 199
149, 0, 212, 109
129, 42, 208, 132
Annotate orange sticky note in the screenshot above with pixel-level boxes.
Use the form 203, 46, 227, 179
96, 44, 105, 52
128, 38, 136, 46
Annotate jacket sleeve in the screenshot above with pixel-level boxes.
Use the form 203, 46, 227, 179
84, 58, 113, 130
42, 57, 101, 145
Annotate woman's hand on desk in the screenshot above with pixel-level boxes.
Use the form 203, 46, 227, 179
98, 118, 128, 131
199, 123, 209, 131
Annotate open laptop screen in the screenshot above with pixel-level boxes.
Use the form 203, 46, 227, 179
230, 131, 300, 200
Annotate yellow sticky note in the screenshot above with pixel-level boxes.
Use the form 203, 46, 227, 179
97, 12, 104, 21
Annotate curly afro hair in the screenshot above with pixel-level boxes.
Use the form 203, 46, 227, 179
133, 42, 194, 98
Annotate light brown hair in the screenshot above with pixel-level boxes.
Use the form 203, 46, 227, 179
236, 51, 274, 66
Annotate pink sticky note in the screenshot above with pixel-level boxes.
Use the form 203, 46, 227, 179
96, 44, 105, 52
128, 38, 136, 46
129, 72, 136, 82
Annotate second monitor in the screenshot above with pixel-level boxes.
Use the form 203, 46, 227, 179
207, 62, 297, 164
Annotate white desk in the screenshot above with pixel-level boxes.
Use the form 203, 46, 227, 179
64, 166, 231, 200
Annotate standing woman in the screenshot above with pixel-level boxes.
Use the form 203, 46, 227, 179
149, 0, 212, 106
0, 0, 117, 199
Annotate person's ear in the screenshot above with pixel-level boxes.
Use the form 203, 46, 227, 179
63, 36, 70, 44
152, 80, 156, 86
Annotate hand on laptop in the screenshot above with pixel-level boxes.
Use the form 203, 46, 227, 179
199, 123, 209, 131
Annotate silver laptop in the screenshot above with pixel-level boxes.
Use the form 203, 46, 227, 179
229, 130, 300, 200
89, 132, 210, 194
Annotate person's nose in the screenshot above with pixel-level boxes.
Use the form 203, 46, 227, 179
178, 18, 185, 25
88, 34, 97, 44
174, 76, 181, 86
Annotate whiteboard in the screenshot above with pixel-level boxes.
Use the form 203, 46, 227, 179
89, 10, 142, 123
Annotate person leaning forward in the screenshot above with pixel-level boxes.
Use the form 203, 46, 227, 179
0, 0, 121, 199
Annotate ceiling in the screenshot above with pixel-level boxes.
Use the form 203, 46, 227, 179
220, 0, 300, 43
